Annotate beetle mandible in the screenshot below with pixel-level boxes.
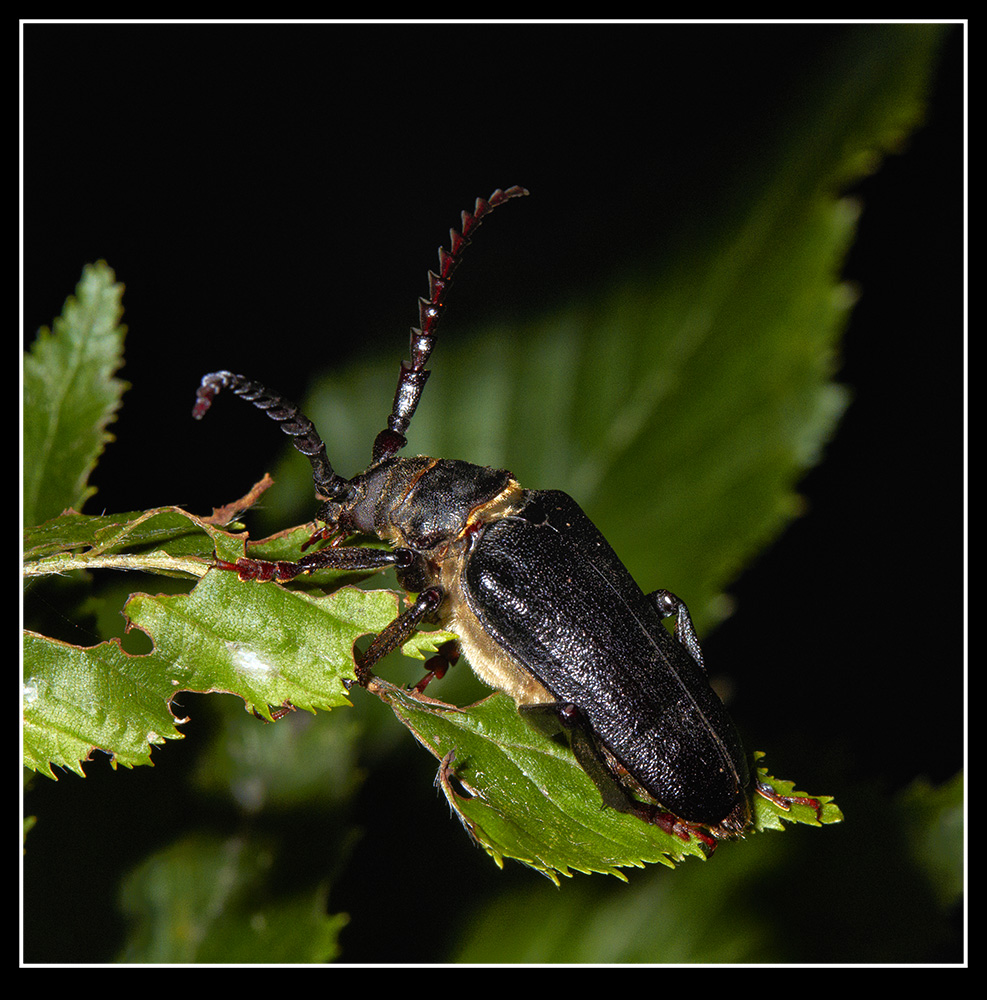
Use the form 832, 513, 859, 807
192, 186, 815, 845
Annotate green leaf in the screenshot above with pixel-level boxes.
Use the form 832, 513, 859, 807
117, 834, 347, 963
23, 628, 188, 777
376, 682, 708, 880
23, 262, 127, 526
751, 755, 844, 832
22, 494, 388, 585
23, 572, 450, 778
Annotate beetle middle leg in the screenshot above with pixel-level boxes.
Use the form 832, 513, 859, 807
354, 586, 445, 687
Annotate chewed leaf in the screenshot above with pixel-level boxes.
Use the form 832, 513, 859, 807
22, 573, 447, 778
24, 506, 224, 578
23, 630, 187, 777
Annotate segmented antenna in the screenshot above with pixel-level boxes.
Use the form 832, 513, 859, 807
372, 186, 529, 463
192, 371, 347, 500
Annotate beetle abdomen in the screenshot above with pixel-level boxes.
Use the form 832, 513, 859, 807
463, 490, 749, 826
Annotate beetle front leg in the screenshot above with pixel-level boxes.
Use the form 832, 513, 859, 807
648, 589, 705, 674
214, 543, 411, 583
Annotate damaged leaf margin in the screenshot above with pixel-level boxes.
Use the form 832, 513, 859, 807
23, 504, 454, 778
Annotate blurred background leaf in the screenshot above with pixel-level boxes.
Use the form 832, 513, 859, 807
117, 834, 347, 964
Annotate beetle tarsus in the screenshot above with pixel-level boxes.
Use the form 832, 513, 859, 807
252, 700, 296, 722
412, 639, 461, 693
630, 802, 719, 851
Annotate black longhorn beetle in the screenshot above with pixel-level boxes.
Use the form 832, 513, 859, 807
192, 186, 817, 847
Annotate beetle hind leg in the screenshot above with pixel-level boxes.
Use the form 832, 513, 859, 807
648, 589, 706, 674
755, 780, 823, 819
519, 701, 719, 850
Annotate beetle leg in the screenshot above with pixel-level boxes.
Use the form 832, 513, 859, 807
355, 586, 445, 686
521, 702, 637, 810
518, 702, 716, 849
648, 589, 706, 674
520, 701, 640, 811
214, 544, 408, 583
755, 781, 823, 819
251, 699, 296, 722
635, 806, 719, 849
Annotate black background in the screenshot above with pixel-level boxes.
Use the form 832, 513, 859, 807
23, 23, 964, 963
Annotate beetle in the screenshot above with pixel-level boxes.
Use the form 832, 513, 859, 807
192, 186, 816, 845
